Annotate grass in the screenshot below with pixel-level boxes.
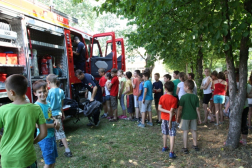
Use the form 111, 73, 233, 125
35, 105, 252, 168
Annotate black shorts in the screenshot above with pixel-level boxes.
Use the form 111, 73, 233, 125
126, 94, 135, 113
203, 93, 212, 104
154, 97, 160, 109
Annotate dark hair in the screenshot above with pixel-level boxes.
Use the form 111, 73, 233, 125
211, 70, 218, 77
143, 71, 150, 79
144, 68, 150, 74
33, 80, 47, 93
74, 36, 80, 41
184, 80, 194, 90
154, 73, 160, 78
164, 81, 174, 92
126, 71, 132, 79
218, 72, 226, 80
135, 70, 140, 76
46, 74, 57, 84
174, 71, 180, 75
98, 68, 105, 73
75, 69, 84, 76
179, 72, 187, 82
111, 68, 117, 74
249, 72, 252, 84
188, 73, 195, 80
106, 72, 112, 80
139, 73, 143, 78
163, 74, 171, 80
5, 74, 28, 96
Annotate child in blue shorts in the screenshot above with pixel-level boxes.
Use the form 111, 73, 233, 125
46, 74, 72, 157
33, 80, 60, 167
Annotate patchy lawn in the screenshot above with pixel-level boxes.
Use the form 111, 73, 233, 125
35, 107, 252, 168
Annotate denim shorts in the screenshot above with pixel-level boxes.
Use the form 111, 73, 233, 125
38, 137, 58, 165
161, 120, 176, 136
103, 95, 110, 102
133, 95, 139, 108
213, 95, 225, 104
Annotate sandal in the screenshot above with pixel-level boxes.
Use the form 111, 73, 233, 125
192, 145, 200, 151
182, 148, 189, 154
109, 118, 118, 122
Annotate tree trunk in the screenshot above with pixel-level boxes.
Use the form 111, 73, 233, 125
196, 35, 204, 99
145, 53, 155, 78
225, 0, 250, 149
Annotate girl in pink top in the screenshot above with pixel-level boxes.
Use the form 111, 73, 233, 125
212, 72, 227, 126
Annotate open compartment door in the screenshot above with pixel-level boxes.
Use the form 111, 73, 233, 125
90, 32, 117, 78
106, 38, 125, 71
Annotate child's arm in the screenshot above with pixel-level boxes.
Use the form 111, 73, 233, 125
176, 87, 180, 96
137, 89, 142, 100
201, 77, 212, 90
118, 81, 124, 98
158, 105, 172, 114
34, 123, 47, 144
143, 88, 147, 103
132, 78, 136, 89
123, 86, 130, 95
176, 106, 182, 123
106, 81, 111, 91
196, 107, 202, 124
169, 108, 175, 130
61, 101, 65, 120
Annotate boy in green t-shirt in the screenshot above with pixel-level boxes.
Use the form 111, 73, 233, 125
0, 74, 47, 168
177, 80, 201, 154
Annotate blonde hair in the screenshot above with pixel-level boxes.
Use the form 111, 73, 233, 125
178, 72, 187, 82
46, 74, 57, 84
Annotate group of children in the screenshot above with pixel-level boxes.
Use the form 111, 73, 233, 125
98, 68, 202, 159
0, 74, 72, 168
0, 67, 239, 166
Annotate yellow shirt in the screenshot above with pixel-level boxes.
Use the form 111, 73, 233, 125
125, 79, 133, 95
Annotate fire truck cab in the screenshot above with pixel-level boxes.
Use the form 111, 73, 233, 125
0, 0, 123, 107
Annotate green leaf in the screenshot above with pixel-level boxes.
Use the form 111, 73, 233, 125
242, 31, 249, 37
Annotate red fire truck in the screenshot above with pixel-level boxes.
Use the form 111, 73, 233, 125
0, 0, 125, 105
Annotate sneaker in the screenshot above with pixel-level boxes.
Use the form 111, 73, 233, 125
101, 114, 107, 118
138, 123, 145, 128
107, 116, 113, 119
169, 152, 177, 159
64, 151, 73, 157
59, 141, 70, 147
147, 122, 153, 126
192, 145, 200, 151
162, 147, 169, 152
214, 123, 219, 126
95, 121, 100, 126
87, 122, 95, 126
239, 140, 247, 145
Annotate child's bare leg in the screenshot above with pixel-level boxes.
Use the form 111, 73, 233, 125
220, 104, 224, 122
106, 101, 111, 117
103, 103, 107, 114
249, 107, 252, 127
113, 109, 118, 119
203, 104, 208, 123
215, 103, 220, 124
183, 130, 188, 148
141, 112, 146, 124
148, 111, 152, 123
170, 136, 175, 152
135, 107, 139, 119
163, 135, 167, 148
61, 138, 69, 149
191, 129, 197, 146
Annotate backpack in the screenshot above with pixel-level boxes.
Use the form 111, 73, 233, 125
63, 98, 80, 123
82, 100, 102, 125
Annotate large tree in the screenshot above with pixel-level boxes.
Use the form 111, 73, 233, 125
96, 0, 252, 149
